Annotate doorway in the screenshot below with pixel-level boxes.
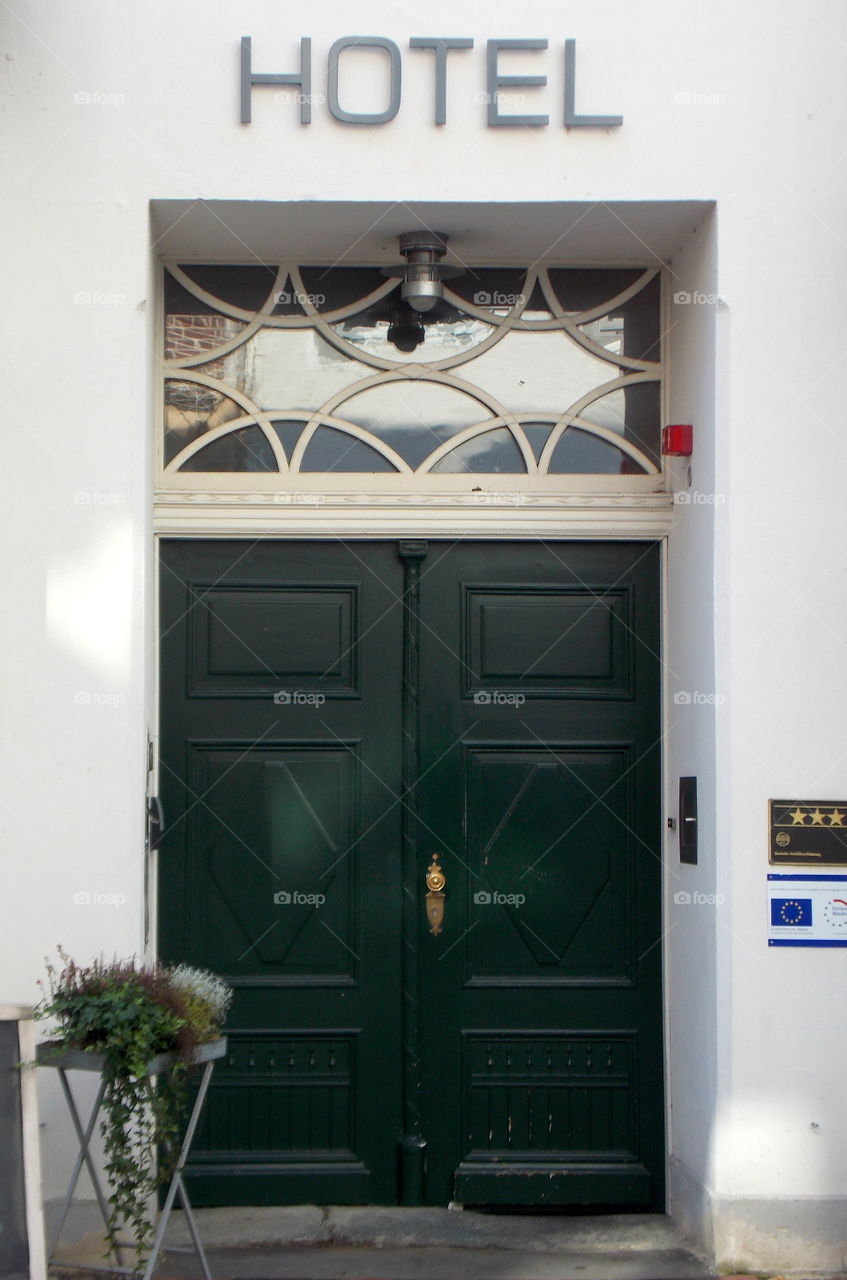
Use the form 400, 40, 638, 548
158, 538, 663, 1208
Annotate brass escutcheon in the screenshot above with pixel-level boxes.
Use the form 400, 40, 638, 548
425, 854, 446, 935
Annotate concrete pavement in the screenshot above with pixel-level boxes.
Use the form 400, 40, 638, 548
48, 1204, 713, 1280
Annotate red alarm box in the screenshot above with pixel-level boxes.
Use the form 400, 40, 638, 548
662, 424, 693, 456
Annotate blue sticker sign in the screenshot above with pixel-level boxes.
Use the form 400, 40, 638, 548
770, 898, 812, 927
768, 875, 847, 946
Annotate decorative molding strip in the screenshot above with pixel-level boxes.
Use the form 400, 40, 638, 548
153, 493, 675, 539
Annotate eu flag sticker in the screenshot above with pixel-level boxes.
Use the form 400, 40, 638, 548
770, 898, 813, 926
768, 875, 847, 945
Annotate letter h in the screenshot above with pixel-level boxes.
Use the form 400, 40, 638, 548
241, 36, 312, 124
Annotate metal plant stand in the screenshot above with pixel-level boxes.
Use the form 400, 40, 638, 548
37, 1037, 226, 1280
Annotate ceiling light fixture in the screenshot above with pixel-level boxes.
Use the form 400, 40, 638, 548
383, 231, 462, 313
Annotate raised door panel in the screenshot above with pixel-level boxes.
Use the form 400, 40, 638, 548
465, 747, 634, 985
464, 586, 634, 700
185, 744, 358, 980
189, 584, 359, 698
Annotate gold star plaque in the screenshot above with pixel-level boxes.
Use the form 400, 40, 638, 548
770, 800, 847, 865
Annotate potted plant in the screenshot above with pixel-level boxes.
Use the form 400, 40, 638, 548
36, 948, 232, 1270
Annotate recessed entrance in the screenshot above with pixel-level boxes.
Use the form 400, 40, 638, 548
158, 538, 663, 1209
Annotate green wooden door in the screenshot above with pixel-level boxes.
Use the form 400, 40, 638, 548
159, 539, 663, 1208
414, 542, 663, 1208
159, 540, 406, 1205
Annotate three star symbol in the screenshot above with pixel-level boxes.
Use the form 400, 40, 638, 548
787, 806, 845, 826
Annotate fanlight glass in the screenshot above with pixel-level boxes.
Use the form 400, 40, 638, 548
162, 264, 662, 480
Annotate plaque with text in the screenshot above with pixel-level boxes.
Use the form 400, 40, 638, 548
768, 874, 847, 946
769, 800, 847, 865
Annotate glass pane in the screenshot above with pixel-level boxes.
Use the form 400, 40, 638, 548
621, 380, 661, 464
298, 266, 387, 314
430, 428, 527, 474
340, 381, 483, 469
579, 387, 626, 435
180, 426, 277, 473
165, 314, 246, 363
616, 273, 661, 363
459, 328, 614, 414
164, 380, 244, 466
272, 421, 303, 464
175, 264, 279, 312
523, 422, 553, 464
580, 314, 625, 359
449, 268, 531, 310
549, 429, 633, 475
575, 272, 661, 364
334, 295, 494, 364
300, 427, 398, 473
546, 268, 645, 315
575, 382, 661, 466
191, 330, 371, 409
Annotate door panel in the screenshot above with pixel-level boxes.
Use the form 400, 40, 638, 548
464, 747, 633, 983
159, 539, 663, 1208
415, 542, 663, 1207
159, 541, 405, 1205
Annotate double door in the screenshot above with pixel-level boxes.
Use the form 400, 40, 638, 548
159, 539, 663, 1207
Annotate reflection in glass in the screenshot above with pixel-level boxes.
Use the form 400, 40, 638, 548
298, 267, 387, 315
340, 381, 482, 468
167, 265, 278, 315
620, 380, 661, 465
460, 326, 613, 415
181, 427, 276, 473
164, 380, 244, 466
190, 330, 371, 410
549, 429, 631, 475
580, 315, 624, 358
523, 422, 553, 464
335, 295, 493, 364
299, 428, 397, 473
546, 268, 644, 316
577, 387, 626, 436
430, 428, 526, 474
449, 268, 531, 310
163, 265, 663, 477
575, 273, 661, 364
165, 313, 246, 364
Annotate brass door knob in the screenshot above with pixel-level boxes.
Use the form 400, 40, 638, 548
426, 856, 446, 892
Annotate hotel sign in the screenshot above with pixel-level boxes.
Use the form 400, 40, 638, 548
769, 799, 847, 866
240, 37, 623, 129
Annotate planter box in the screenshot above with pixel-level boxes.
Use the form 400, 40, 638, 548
36, 1037, 227, 1076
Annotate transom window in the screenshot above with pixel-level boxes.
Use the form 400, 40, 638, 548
160, 263, 662, 489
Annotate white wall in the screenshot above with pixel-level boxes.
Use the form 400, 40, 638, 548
2, 0, 847, 1266
663, 209, 720, 1242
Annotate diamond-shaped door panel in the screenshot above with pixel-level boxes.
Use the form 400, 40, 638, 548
189, 746, 355, 974
467, 748, 632, 982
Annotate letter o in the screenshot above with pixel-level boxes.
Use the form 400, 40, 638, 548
328, 37, 401, 124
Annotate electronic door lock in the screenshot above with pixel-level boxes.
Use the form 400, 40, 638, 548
678, 777, 698, 865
